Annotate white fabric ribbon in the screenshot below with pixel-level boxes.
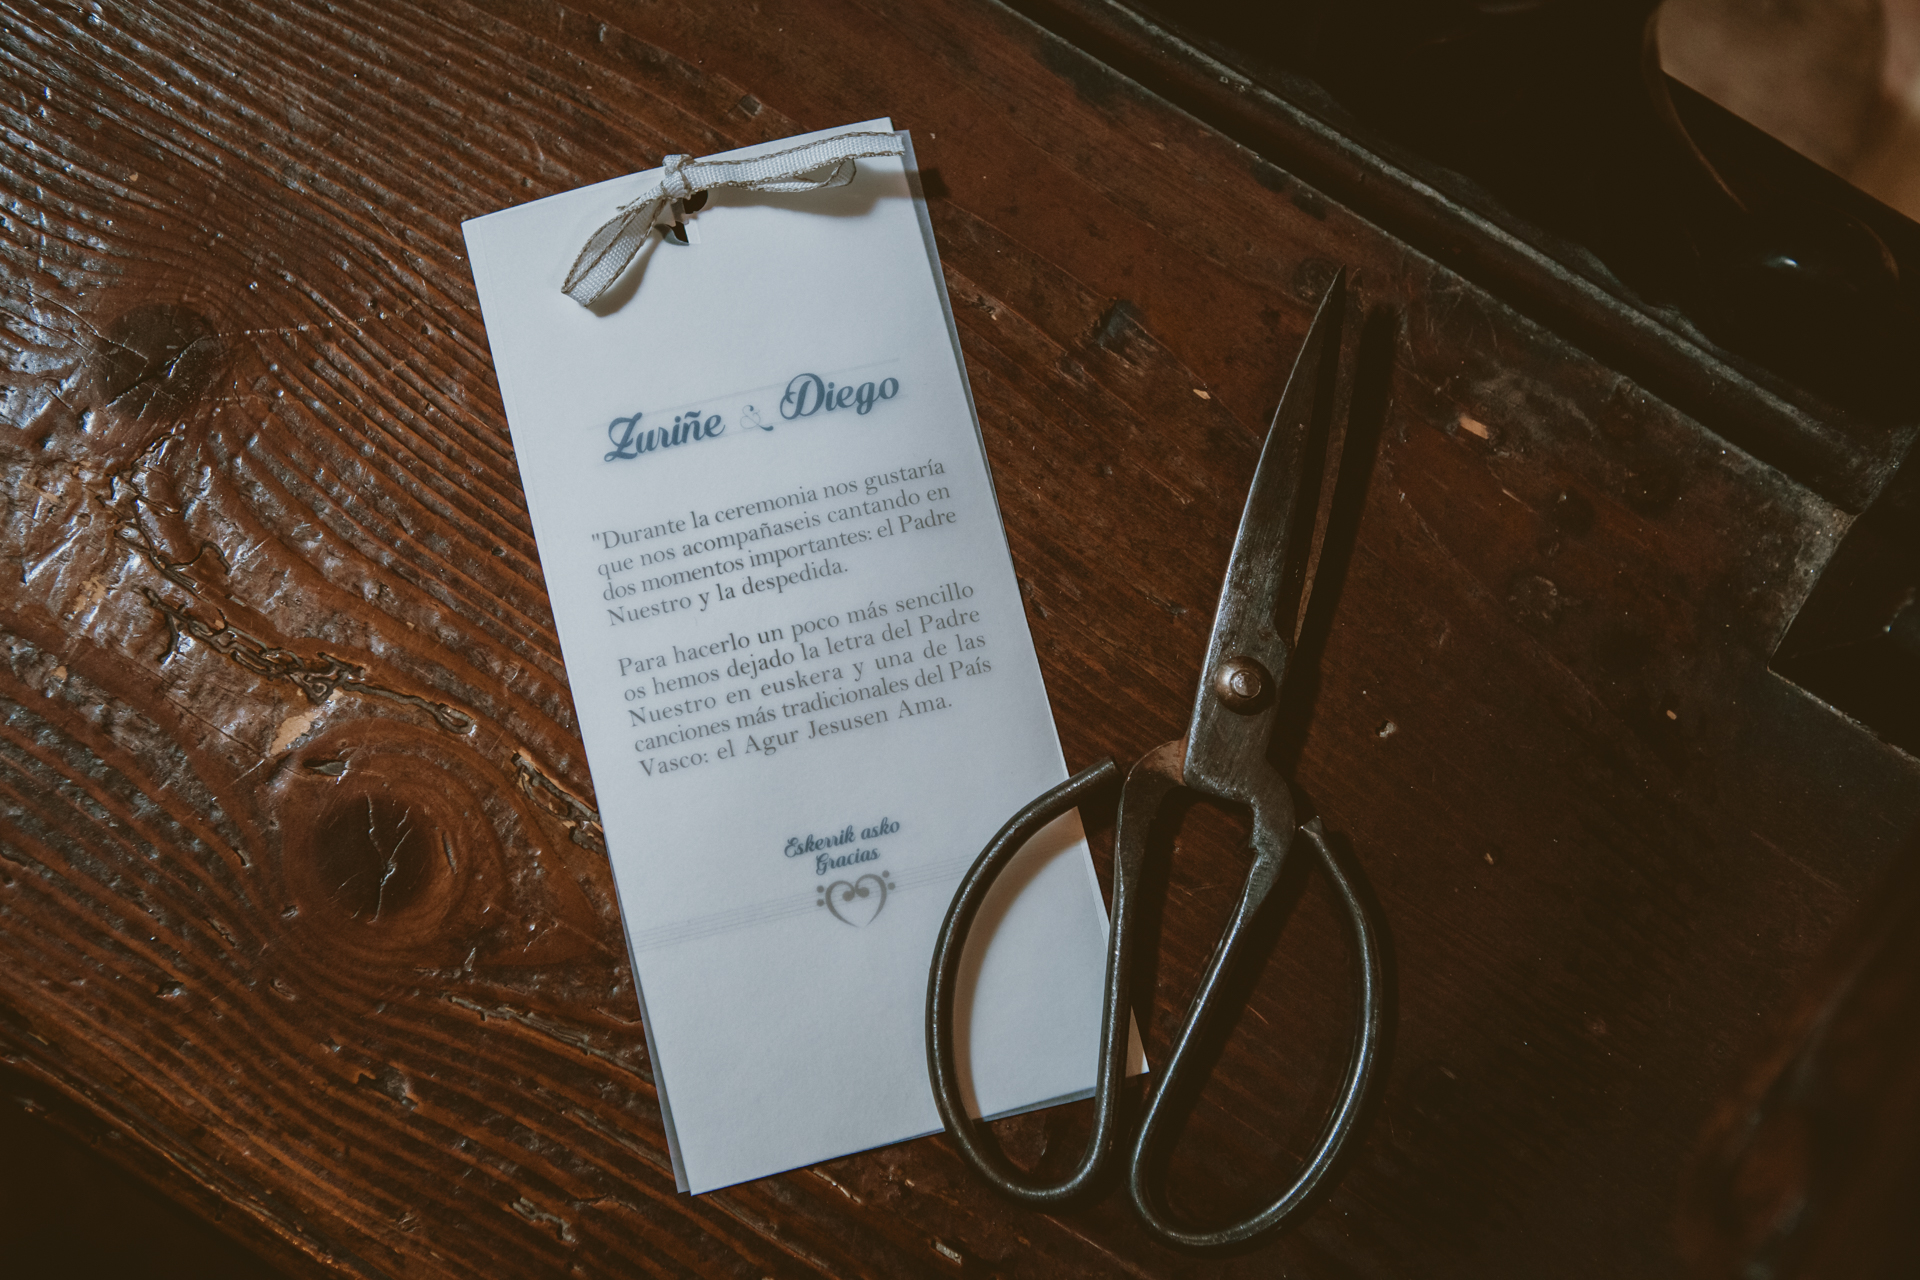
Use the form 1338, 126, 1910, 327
561, 129, 907, 306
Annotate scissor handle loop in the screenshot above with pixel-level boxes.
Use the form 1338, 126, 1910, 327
927, 749, 1384, 1244
925, 747, 1181, 1205
1127, 815, 1385, 1248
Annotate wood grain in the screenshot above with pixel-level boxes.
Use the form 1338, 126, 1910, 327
2, 1, 1916, 1276
1678, 839, 1920, 1279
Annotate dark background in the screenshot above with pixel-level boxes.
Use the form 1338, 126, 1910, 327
4, 1, 1916, 1276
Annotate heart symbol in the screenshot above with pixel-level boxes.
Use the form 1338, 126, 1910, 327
822, 873, 889, 927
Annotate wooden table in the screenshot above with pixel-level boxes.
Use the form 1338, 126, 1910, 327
4, 2, 1916, 1275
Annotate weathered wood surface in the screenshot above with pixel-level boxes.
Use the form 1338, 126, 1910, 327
1677, 837, 1920, 1279
2, 1, 1916, 1276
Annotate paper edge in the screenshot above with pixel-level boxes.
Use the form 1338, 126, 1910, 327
685, 1085, 1106, 1196
463, 216, 699, 1191
462, 121, 1137, 1198
900, 132, 1148, 1083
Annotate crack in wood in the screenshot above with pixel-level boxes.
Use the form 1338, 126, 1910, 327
559, 1107, 673, 1177
97, 411, 479, 735
511, 752, 605, 853
142, 588, 474, 733
94, 425, 230, 597
98, 429, 616, 861
508, 1195, 577, 1246
443, 995, 644, 1080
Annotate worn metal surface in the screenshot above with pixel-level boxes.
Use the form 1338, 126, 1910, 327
3, 1, 1918, 1276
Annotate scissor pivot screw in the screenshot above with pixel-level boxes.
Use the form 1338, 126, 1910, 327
1213, 656, 1269, 712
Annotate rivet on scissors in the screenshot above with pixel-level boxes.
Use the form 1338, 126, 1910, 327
1213, 656, 1269, 712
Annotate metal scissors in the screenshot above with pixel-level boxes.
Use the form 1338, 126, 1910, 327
925, 271, 1384, 1249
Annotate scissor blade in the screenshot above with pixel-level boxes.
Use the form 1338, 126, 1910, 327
1183, 269, 1344, 792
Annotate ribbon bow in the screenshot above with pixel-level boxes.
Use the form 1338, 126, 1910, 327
561, 129, 907, 306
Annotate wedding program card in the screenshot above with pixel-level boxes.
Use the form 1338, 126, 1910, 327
463, 120, 1137, 1193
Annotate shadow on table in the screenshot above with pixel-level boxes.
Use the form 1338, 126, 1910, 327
0, 1066, 282, 1280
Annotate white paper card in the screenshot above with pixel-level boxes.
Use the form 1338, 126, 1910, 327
463, 120, 1135, 1193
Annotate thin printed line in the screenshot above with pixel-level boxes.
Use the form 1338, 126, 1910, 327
627, 853, 975, 953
